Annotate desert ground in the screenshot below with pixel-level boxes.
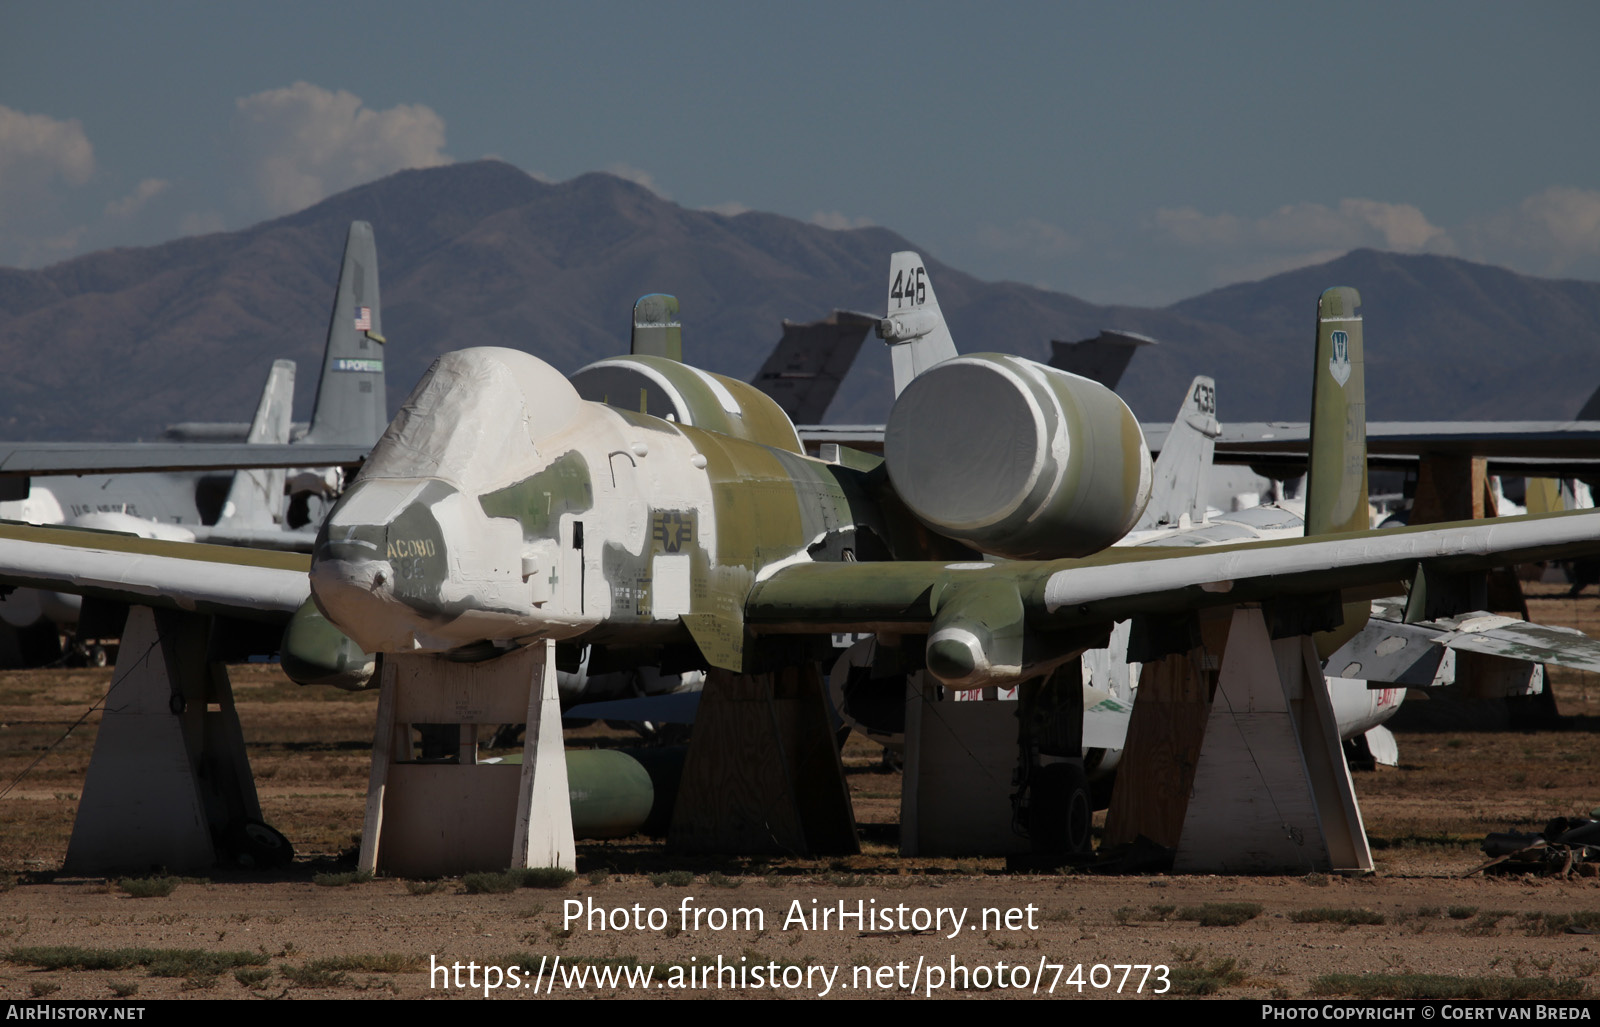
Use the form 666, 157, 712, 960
0, 582, 1597, 1001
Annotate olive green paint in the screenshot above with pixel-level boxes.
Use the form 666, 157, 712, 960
478, 450, 594, 541
928, 579, 1026, 682
281, 598, 375, 689
1304, 286, 1370, 655
1306, 287, 1368, 539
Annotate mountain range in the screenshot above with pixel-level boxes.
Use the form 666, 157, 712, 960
2, 159, 1597, 441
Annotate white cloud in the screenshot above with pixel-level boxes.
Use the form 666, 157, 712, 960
231, 82, 451, 217
1339, 199, 1449, 253
0, 106, 94, 197
105, 178, 169, 219
810, 210, 874, 231
1152, 199, 1451, 255
1145, 198, 1456, 288
1462, 187, 1600, 276
0, 106, 95, 265
976, 217, 1079, 258
705, 200, 751, 217
605, 162, 670, 198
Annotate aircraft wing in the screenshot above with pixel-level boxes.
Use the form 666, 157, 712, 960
804, 419, 1600, 471
0, 442, 369, 478
0, 522, 308, 621
746, 509, 1600, 686
1203, 420, 1600, 475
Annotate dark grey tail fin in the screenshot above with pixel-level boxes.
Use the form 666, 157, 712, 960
301, 221, 387, 447
1577, 382, 1600, 420
1047, 329, 1157, 390
749, 310, 875, 423
631, 294, 682, 360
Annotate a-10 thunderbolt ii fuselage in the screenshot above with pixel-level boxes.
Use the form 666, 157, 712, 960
308, 340, 1155, 687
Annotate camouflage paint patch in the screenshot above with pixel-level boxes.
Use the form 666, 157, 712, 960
478, 450, 594, 541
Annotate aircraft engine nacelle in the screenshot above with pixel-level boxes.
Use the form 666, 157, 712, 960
571, 356, 804, 455
884, 354, 1151, 559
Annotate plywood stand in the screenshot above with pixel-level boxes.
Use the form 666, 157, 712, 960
358, 640, 574, 877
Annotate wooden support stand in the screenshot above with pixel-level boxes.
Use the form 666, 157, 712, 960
66, 607, 270, 874
900, 671, 1029, 857
1106, 606, 1372, 873
668, 662, 857, 855
359, 640, 573, 877
1411, 453, 1491, 524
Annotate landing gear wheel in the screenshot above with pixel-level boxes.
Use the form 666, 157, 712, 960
1029, 762, 1093, 859
223, 819, 294, 870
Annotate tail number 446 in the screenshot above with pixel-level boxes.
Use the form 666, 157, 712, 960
890, 266, 927, 308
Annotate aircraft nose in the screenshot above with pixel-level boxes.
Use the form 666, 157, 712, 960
312, 475, 573, 654
310, 478, 456, 652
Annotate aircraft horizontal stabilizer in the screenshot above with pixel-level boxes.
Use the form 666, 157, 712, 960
1329, 597, 1600, 683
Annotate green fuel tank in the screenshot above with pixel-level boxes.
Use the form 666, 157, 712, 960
491, 748, 658, 840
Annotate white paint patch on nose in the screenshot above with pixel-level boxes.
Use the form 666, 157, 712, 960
332, 480, 429, 527
429, 488, 526, 610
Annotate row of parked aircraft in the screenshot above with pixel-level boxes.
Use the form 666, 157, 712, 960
5, 225, 1600, 870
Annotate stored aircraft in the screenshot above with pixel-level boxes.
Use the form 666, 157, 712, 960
7, 251, 1600, 871
0, 222, 386, 661
0, 220, 384, 537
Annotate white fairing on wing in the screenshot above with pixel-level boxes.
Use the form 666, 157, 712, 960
71, 512, 197, 543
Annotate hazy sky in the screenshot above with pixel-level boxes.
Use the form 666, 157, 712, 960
3, 1, 1597, 305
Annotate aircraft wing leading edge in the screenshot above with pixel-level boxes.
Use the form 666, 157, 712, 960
0, 442, 369, 478
0, 523, 308, 621
747, 509, 1600, 641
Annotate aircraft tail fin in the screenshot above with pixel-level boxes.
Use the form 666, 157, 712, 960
749, 310, 875, 423
1576, 382, 1600, 420
1136, 377, 1219, 529
216, 359, 295, 530
1303, 287, 1368, 538
301, 221, 387, 447
1525, 477, 1563, 515
878, 252, 957, 396
1048, 329, 1157, 390
631, 294, 683, 361
1304, 287, 1369, 655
